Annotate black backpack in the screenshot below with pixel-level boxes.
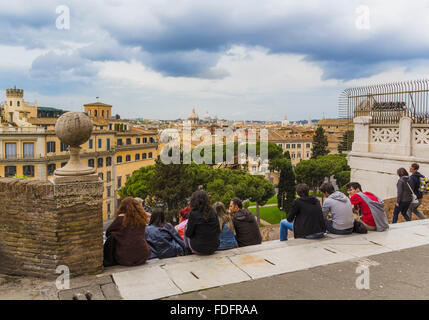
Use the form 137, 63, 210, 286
352, 220, 368, 234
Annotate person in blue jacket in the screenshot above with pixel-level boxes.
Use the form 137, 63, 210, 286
145, 208, 186, 259
214, 201, 238, 250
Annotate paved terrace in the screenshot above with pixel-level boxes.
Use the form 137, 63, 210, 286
104, 219, 429, 300
2, 219, 429, 300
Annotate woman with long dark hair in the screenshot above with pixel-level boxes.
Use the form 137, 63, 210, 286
104, 197, 151, 266
392, 167, 412, 223
184, 190, 220, 255
145, 208, 185, 259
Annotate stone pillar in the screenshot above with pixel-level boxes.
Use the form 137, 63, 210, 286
398, 116, 412, 156
351, 116, 372, 153
0, 178, 103, 279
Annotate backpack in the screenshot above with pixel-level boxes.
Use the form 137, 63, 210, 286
420, 176, 428, 194
357, 192, 389, 232
353, 220, 368, 234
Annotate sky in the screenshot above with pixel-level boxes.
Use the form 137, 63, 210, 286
1, 0, 429, 121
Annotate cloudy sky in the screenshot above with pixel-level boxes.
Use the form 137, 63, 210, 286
1, 0, 429, 121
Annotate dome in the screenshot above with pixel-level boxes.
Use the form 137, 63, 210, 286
188, 108, 199, 121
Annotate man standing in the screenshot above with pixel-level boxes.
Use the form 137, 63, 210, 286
229, 198, 262, 247
407, 163, 427, 220
320, 182, 354, 235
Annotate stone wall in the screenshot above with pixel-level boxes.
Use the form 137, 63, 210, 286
348, 116, 429, 200
0, 178, 104, 279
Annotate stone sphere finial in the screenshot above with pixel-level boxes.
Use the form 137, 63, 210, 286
53, 112, 96, 180
55, 112, 93, 147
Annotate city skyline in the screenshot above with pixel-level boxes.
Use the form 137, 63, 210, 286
1, 1, 429, 120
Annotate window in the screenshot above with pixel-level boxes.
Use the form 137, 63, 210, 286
47, 164, 56, 176
107, 111, 109, 118
9, 101, 12, 106
88, 159, 95, 167
291, 153, 296, 159
306, 143, 311, 148
126, 155, 131, 162
109, 124, 112, 130
135, 153, 140, 161
102, 110, 105, 117
106, 138, 111, 150
106, 157, 112, 166
286, 144, 290, 149
107, 186, 111, 197
17, 101, 20, 107
23, 165, 35, 177
47, 141, 56, 153
117, 176, 122, 188
98, 139, 102, 149
306, 152, 310, 158
107, 202, 111, 214
150, 137, 155, 143
126, 174, 130, 181
297, 153, 301, 158
117, 156, 122, 163
142, 153, 147, 159
5, 166, 16, 177
89, 139, 93, 149
126, 138, 131, 145
143, 137, 147, 143
292, 144, 296, 149
117, 139, 123, 146
23, 142, 34, 158
61, 162, 67, 168
5, 143, 17, 158
148, 152, 153, 159
60, 142, 68, 152
136, 138, 141, 144
95, 110, 98, 117
97, 158, 103, 168
98, 172, 104, 181
297, 144, 301, 148
107, 171, 111, 182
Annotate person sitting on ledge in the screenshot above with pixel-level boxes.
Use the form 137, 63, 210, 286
184, 190, 220, 255
145, 208, 186, 259
175, 205, 191, 240
214, 201, 238, 250
280, 183, 326, 241
104, 197, 151, 266
346, 182, 389, 231
229, 198, 262, 247
320, 182, 354, 235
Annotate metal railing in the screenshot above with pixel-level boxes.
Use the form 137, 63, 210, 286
339, 80, 429, 124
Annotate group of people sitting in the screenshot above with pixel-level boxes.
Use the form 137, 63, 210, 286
103, 190, 262, 267
104, 163, 426, 268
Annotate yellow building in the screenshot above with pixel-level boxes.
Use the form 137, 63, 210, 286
0, 89, 158, 220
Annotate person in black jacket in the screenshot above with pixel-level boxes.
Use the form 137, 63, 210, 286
184, 190, 220, 255
145, 208, 185, 259
280, 184, 326, 241
229, 198, 262, 247
392, 167, 412, 223
407, 163, 427, 220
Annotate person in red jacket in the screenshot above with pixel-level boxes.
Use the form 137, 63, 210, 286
346, 182, 377, 231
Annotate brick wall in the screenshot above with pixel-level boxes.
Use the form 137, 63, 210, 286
0, 178, 104, 279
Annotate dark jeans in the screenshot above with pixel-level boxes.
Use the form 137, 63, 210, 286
392, 201, 411, 223
325, 220, 353, 235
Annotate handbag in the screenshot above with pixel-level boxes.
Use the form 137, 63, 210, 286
406, 182, 419, 205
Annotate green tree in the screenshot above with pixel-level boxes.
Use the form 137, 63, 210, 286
338, 130, 354, 153
311, 126, 329, 158
276, 158, 295, 220
118, 165, 155, 201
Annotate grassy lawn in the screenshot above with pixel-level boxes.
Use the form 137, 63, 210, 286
249, 205, 285, 225
248, 195, 277, 207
